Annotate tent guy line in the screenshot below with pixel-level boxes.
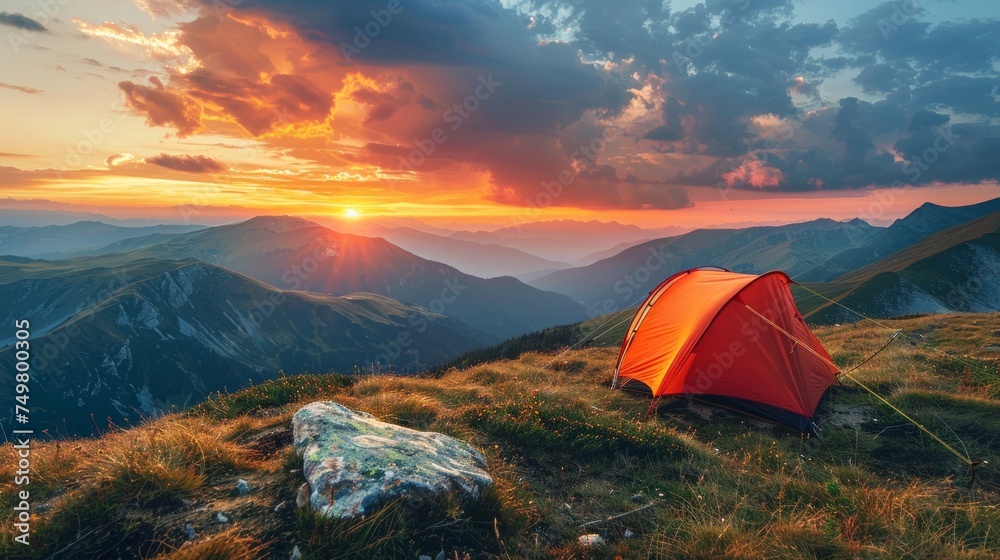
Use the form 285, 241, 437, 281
609, 267, 985, 477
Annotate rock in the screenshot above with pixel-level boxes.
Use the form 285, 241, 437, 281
235, 479, 251, 495
274, 501, 291, 514
292, 401, 493, 519
184, 523, 196, 540
182, 499, 196, 507
216, 512, 229, 523
630, 493, 644, 503
290, 545, 302, 560
418, 556, 433, 560
295, 483, 310, 509
435, 552, 446, 560
624, 529, 635, 538
578, 534, 605, 547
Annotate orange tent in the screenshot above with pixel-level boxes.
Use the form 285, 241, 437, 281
613, 267, 840, 433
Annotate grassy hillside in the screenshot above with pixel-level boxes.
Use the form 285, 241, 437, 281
530, 219, 878, 315
0, 259, 494, 436
799, 211, 1000, 323
431, 309, 635, 372
2, 314, 998, 558
796, 198, 1000, 282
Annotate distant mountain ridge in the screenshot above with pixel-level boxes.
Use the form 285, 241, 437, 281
89, 216, 588, 339
530, 218, 880, 315
371, 225, 573, 280
448, 219, 684, 262
0, 258, 493, 435
799, 210, 1000, 323
795, 198, 1000, 281
0, 221, 207, 258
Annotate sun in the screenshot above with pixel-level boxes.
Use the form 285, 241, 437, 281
345, 208, 360, 218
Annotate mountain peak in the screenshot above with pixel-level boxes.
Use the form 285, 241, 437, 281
846, 217, 874, 228
236, 215, 320, 232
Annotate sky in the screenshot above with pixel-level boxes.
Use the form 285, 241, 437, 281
0, 0, 998, 229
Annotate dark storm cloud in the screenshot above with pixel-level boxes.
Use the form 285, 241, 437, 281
838, 4, 1000, 116
634, 13, 838, 158
192, 0, 628, 131
840, 5, 1000, 75
0, 12, 46, 32
171, 0, 998, 200
910, 76, 1000, 118
146, 153, 227, 173
853, 63, 915, 94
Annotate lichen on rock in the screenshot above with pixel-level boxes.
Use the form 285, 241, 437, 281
292, 401, 493, 519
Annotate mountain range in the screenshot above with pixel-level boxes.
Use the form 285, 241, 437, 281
0, 221, 206, 258
795, 198, 1000, 281
88, 216, 587, 339
529, 217, 880, 315
0, 256, 492, 435
4, 198, 1000, 434
798, 210, 1000, 322
369, 225, 573, 280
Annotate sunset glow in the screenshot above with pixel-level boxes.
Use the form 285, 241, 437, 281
0, 0, 996, 228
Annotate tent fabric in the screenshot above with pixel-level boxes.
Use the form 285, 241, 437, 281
613, 268, 840, 432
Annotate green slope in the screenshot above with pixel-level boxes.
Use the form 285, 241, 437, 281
4, 314, 997, 558
530, 218, 879, 314
0, 259, 494, 435
795, 197, 1000, 281
0, 221, 206, 258
799, 211, 1000, 323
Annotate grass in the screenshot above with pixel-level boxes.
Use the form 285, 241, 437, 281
1, 314, 998, 558
151, 528, 261, 560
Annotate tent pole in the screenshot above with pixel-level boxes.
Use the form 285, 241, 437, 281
644, 396, 662, 420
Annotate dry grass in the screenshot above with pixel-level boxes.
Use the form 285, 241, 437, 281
2, 314, 998, 558
153, 528, 261, 560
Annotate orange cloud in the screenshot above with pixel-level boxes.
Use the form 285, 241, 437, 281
86, 4, 686, 211
119, 76, 203, 136
722, 159, 786, 189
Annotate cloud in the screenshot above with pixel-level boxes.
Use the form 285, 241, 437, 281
0, 82, 42, 94
86, 0, 1000, 208
119, 77, 203, 136
722, 159, 786, 189
75, 19, 195, 66
105, 153, 136, 167
0, 12, 46, 32
145, 153, 227, 173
